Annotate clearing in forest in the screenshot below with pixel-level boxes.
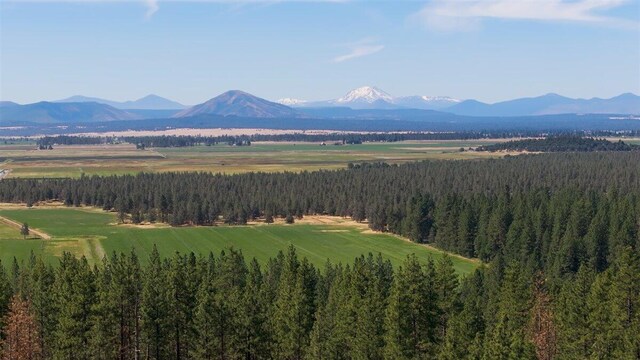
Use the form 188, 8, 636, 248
0, 207, 479, 274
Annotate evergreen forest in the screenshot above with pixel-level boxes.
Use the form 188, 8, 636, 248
0, 152, 639, 359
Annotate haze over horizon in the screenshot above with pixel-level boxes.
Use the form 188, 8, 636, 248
1, 0, 639, 105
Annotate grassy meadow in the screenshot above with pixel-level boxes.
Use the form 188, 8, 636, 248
0, 207, 479, 274
0, 140, 507, 178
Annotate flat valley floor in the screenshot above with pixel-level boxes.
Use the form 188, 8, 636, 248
0, 140, 512, 178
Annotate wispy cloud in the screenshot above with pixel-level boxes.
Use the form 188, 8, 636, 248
412, 0, 638, 31
144, 0, 158, 19
333, 39, 384, 63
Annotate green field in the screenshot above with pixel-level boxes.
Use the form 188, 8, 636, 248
0, 140, 507, 178
0, 207, 479, 274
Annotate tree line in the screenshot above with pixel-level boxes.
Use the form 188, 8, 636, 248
477, 136, 639, 152
1, 244, 638, 359
34, 131, 640, 148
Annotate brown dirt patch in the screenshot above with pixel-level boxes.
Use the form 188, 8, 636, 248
110, 222, 170, 229
68, 128, 365, 137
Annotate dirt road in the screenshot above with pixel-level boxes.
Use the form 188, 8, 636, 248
0, 215, 51, 240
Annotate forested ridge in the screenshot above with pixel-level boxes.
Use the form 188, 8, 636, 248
1, 152, 639, 358
477, 136, 639, 152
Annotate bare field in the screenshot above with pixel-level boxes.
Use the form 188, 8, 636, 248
68, 128, 371, 137
0, 140, 507, 178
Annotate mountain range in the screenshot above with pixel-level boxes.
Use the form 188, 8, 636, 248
0, 101, 141, 123
447, 92, 640, 117
278, 86, 461, 111
276, 86, 640, 115
55, 94, 186, 110
2, 87, 638, 124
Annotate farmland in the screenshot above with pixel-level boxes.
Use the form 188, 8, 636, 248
0, 206, 479, 274
0, 140, 508, 178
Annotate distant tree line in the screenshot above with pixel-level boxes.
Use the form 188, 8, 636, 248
35, 133, 495, 148
36, 135, 111, 146
34, 130, 640, 148
477, 136, 639, 152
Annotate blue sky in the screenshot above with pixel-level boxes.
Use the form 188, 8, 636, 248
1, 0, 639, 105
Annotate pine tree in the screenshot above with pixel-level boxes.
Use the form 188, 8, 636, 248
435, 254, 459, 344
606, 247, 640, 359
308, 265, 353, 359
238, 258, 268, 359
585, 207, 609, 272
438, 270, 485, 360
384, 255, 438, 359
457, 205, 477, 257
555, 264, 594, 359
141, 245, 170, 359
383, 275, 408, 360
486, 197, 511, 257
193, 259, 218, 359
528, 274, 556, 360
434, 194, 459, 249
89, 258, 119, 359
0, 295, 42, 359
107, 251, 142, 358
26, 258, 55, 358
265, 210, 274, 224
586, 269, 622, 358
166, 253, 195, 358
482, 263, 535, 360
285, 214, 295, 224
0, 261, 11, 338
18, 223, 29, 240
192, 250, 238, 359
273, 247, 311, 359
51, 253, 96, 359
351, 255, 387, 360
403, 194, 434, 243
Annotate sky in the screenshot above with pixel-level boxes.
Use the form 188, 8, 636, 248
1, 0, 639, 105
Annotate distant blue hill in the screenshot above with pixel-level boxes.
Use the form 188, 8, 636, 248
174, 90, 302, 118
56, 94, 186, 110
0, 101, 20, 107
447, 93, 640, 116
0, 101, 141, 123
127, 109, 182, 119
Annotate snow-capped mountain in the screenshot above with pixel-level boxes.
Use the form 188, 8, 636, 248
335, 86, 394, 105
283, 86, 461, 110
276, 98, 308, 106
330, 86, 460, 110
